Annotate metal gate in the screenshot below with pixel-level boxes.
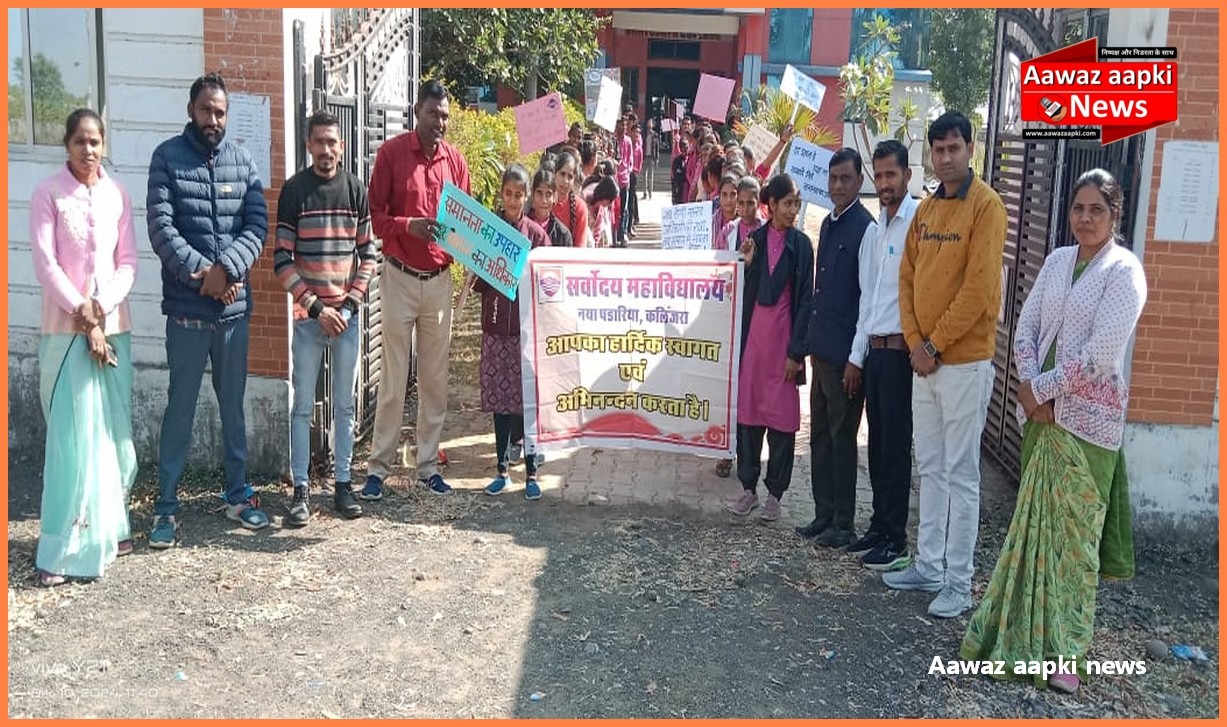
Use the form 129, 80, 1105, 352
301, 9, 420, 473
982, 8, 1143, 480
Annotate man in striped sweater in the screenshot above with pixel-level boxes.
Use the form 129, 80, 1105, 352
275, 110, 378, 526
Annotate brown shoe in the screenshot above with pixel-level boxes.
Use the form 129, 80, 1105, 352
758, 495, 782, 521
725, 489, 759, 516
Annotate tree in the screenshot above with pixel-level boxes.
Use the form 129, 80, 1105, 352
421, 9, 609, 103
8, 53, 89, 142
927, 9, 994, 128
839, 15, 922, 179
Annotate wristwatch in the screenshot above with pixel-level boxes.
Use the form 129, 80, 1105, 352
922, 339, 940, 359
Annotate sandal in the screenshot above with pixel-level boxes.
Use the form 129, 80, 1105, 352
715, 459, 733, 478
37, 569, 66, 587
1048, 672, 1080, 694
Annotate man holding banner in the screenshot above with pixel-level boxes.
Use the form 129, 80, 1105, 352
365, 80, 472, 500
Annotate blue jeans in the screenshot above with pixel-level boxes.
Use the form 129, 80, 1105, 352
290, 316, 360, 488
156, 317, 251, 516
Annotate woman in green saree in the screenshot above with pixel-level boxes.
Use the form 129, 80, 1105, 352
959, 169, 1147, 694
30, 109, 139, 586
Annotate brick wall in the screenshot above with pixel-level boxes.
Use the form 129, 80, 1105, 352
1127, 8, 1219, 426
204, 8, 289, 379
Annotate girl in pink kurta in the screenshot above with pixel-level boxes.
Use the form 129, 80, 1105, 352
726, 174, 814, 522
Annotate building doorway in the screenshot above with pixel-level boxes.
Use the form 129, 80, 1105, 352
646, 67, 700, 125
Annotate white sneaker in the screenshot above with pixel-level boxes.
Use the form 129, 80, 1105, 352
928, 586, 973, 618
881, 564, 944, 592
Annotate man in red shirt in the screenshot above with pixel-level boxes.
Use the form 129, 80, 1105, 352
363, 80, 471, 500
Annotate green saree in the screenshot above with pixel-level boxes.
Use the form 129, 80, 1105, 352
959, 260, 1135, 688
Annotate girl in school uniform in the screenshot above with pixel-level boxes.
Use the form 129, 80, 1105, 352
725, 173, 814, 522
527, 165, 574, 248
476, 164, 551, 500
710, 172, 741, 251
552, 150, 593, 247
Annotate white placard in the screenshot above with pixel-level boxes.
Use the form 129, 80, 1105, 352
779, 64, 827, 114
661, 202, 715, 250
593, 76, 623, 132
1153, 140, 1219, 243
226, 93, 271, 186
741, 124, 780, 174
783, 138, 834, 209
585, 67, 620, 121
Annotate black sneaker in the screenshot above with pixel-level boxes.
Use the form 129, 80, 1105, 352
861, 542, 912, 572
333, 482, 363, 519
844, 530, 885, 557
815, 527, 856, 549
286, 486, 311, 528
794, 517, 831, 540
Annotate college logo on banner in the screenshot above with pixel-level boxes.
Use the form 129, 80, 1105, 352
537, 267, 564, 302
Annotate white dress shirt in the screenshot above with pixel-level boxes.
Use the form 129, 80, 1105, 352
848, 193, 919, 368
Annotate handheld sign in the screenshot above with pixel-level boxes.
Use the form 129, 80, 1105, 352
741, 125, 780, 174
661, 202, 714, 250
783, 138, 834, 209
780, 64, 827, 114
693, 73, 736, 123
513, 92, 568, 155
436, 183, 531, 300
585, 67, 620, 121
593, 75, 623, 132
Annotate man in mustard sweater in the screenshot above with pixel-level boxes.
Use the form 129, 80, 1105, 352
883, 111, 1006, 619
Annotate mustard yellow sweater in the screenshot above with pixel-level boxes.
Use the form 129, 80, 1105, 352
899, 173, 1007, 365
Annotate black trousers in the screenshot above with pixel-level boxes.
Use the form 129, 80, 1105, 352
810, 357, 866, 530
628, 172, 640, 224
494, 413, 536, 478
863, 347, 913, 546
737, 424, 796, 498
617, 183, 631, 243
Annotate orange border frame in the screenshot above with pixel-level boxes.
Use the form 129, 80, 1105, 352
2, 2, 1222, 723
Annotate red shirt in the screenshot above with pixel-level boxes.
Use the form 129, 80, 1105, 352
368, 130, 471, 271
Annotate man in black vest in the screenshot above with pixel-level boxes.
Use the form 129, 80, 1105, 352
796, 148, 877, 548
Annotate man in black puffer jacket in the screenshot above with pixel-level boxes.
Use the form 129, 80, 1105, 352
146, 72, 269, 548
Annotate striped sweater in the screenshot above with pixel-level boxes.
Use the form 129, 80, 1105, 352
274, 168, 377, 319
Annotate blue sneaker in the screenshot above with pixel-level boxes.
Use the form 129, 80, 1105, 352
225, 499, 269, 530
420, 474, 453, 495
360, 474, 383, 501
525, 478, 542, 501
149, 515, 178, 549
485, 474, 510, 496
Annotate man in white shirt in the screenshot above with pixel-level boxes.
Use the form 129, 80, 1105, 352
842, 139, 919, 571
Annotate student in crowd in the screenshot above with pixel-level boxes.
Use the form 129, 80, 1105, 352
711, 173, 767, 481
274, 110, 376, 525
475, 164, 552, 501
584, 176, 619, 248
551, 150, 593, 248
726, 174, 814, 522
671, 137, 691, 205
629, 117, 643, 233
710, 172, 740, 251
527, 165, 575, 248
30, 108, 138, 584
579, 139, 599, 182
614, 116, 633, 245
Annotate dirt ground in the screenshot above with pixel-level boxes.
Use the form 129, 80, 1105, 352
6, 388, 1219, 718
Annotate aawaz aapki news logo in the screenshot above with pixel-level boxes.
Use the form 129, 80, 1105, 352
1020, 38, 1178, 144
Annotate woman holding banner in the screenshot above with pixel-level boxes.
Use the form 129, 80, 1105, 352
477, 164, 552, 501
725, 174, 813, 521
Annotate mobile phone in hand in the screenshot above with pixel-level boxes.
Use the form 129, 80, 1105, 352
105, 344, 118, 368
